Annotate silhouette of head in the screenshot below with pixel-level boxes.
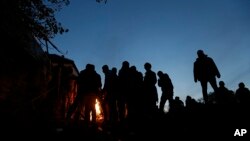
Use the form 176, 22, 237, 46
197, 50, 205, 58
86, 64, 91, 69
175, 96, 180, 100
122, 61, 129, 68
186, 95, 192, 101
130, 66, 136, 72
164, 73, 170, 78
157, 71, 164, 77
219, 81, 225, 87
239, 82, 245, 88
144, 62, 151, 71
85, 64, 95, 72
102, 65, 109, 73
111, 67, 117, 74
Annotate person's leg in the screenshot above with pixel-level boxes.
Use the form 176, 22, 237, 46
200, 80, 208, 104
168, 96, 174, 110
91, 100, 96, 124
159, 94, 167, 113
209, 77, 218, 92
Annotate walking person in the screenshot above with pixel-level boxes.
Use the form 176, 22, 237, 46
193, 50, 221, 104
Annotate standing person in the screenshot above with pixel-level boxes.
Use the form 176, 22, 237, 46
143, 62, 158, 118
117, 61, 130, 124
157, 71, 174, 114
81, 64, 102, 126
110, 67, 119, 124
102, 65, 118, 127
193, 50, 221, 104
101, 65, 111, 125
66, 64, 101, 126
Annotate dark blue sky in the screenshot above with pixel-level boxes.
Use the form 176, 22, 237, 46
50, 0, 250, 102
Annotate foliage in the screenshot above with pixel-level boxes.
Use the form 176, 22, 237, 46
1, 0, 108, 42
1, 0, 70, 41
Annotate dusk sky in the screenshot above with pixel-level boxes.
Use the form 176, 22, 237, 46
50, 0, 250, 103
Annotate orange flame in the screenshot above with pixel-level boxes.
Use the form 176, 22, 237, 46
95, 99, 101, 115
95, 99, 104, 121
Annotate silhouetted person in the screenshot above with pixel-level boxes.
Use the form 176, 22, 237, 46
185, 95, 198, 112
235, 82, 250, 105
234, 82, 250, 127
127, 65, 143, 129
170, 96, 184, 125
193, 50, 220, 104
81, 64, 102, 126
110, 67, 119, 124
215, 81, 233, 105
66, 65, 89, 121
102, 65, 111, 124
171, 96, 184, 113
157, 71, 174, 114
66, 64, 101, 126
117, 61, 130, 124
102, 64, 118, 127
143, 62, 158, 118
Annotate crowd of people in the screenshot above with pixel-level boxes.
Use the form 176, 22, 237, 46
61, 50, 250, 140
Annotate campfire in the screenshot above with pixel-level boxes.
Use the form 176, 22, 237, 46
95, 98, 103, 121
90, 98, 103, 122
